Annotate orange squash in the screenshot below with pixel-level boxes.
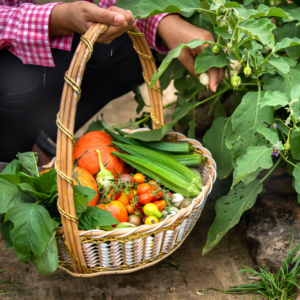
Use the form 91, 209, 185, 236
73, 166, 99, 207
72, 131, 126, 178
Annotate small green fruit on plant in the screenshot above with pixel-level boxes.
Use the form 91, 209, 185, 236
212, 45, 220, 54
230, 72, 241, 89
199, 72, 209, 89
227, 42, 232, 49
243, 66, 251, 77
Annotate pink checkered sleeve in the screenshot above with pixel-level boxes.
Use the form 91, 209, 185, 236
99, 0, 169, 54
0, 1, 72, 66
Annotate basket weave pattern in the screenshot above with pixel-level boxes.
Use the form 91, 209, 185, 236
54, 23, 216, 277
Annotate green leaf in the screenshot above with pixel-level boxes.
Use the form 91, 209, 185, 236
256, 126, 279, 144
278, 23, 300, 59
16, 152, 39, 177
30, 232, 58, 275
1, 160, 22, 175
74, 185, 96, 219
159, 59, 186, 90
232, 146, 273, 186
203, 117, 233, 180
259, 90, 289, 108
291, 130, 300, 160
292, 163, 300, 194
279, 69, 300, 101
237, 18, 276, 47
0, 174, 33, 214
215, 26, 232, 40
265, 56, 290, 74
263, 75, 284, 91
187, 119, 195, 139
5, 203, 59, 263
203, 180, 263, 254
78, 207, 118, 230
38, 169, 57, 195
195, 47, 230, 74
290, 84, 300, 100
226, 92, 274, 165
85, 118, 104, 133
132, 85, 146, 114
124, 100, 201, 141
116, 0, 202, 18
0, 217, 13, 249
274, 37, 300, 53
18, 183, 52, 201
150, 39, 206, 88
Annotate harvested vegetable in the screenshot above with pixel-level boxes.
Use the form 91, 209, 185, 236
96, 150, 114, 189
144, 203, 162, 218
145, 216, 159, 225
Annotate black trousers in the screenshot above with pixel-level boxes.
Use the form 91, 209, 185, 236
0, 33, 144, 162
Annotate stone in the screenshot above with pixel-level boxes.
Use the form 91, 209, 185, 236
246, 195, 300, 273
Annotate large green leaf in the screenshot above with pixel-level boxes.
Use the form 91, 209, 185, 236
279, 69, 300, 101
116, 0, 202, 18
203, 117, 233, 180
5, 203, 58, 263
1, 160, 22, 175
259, 90, 289, 108
293, 163, 300, 194
16, 152, 39, 177
0, 174, 33, 214
78, 207, 118, 230
226, 92, 274, 165
256, 126, 279, 144
274, 37, 300, 53
194, 47, 230, 73
291, 130, 300, 160
265, 56, 290, 74
30, 232, 58, 275
203, 180, 263, 254
278, 23, 300, 59
150, 39, 206, 88
232, 146, 273, 186
124, 100, 202, 141
74, 185, 96, 219
0, 217, 13, 249
237, 18, 276, 47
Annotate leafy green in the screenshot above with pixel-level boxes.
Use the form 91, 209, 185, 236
5, 203, 59, 264
194, 47, 230, 73
265, 56, 290, 74
278, 23, 300, 59
1, 160, 22, 175
274, 37, 300, 53
132, 85, 146, 114
203, 117, 233, 180
85, 118, 104, 133
232, 146, 273, 186
293, 163, 300, 195
259, 90, 289, 108
78, 207, 118, 230
30, 232, 58, 275
203, 180, 263, 254
16, 152, 39, 177
74, 185, 96, 219
0, 217, 13, 249
290, 130, 300, 160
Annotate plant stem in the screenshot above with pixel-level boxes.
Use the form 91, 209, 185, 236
235, 30, 245, 67
240, 83, 257, 86
259, 157, 282, 184
163, 101, 177, 109
279, 152, 298, 169
118, 116, 149, 129
257, 67, 276, 75
195, 88, 229, 108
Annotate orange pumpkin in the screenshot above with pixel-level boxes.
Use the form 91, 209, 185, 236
98, 201, 128, 223
72, 131, 126, 178
73, 166, 99, 206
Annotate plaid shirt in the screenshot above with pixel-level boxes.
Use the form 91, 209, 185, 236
0, 0, 168, 66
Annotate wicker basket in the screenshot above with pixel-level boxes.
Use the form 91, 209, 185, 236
54, 23, 217, 277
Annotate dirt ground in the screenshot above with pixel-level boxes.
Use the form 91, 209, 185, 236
0, 209, 257, 300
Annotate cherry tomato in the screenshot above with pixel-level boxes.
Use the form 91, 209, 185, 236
152, 200, 167, 211
117, 192, 129, 206
139, 207, 144, 214
130, 200, 140, 209
137, 183, 151, 195
99, 201, 128, 224
133, 173, 145, 184
138, 191, 153, 205
128, 190, 137, 201
125, 204, 135, 214
150, 185, 163, 201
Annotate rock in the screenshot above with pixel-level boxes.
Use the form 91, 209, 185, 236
246, 195, 300, 273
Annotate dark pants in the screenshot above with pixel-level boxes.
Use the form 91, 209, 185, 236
0, 33, 144, 162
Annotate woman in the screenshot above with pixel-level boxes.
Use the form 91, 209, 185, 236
0, 0, 225, 163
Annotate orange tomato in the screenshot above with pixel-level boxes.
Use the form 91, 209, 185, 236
125, 204, 135, 214
99, 201, 128, 223
138, 191, 153, 205
117, 192, 129, 206
152, 200, 167, 212
137, 183, 151, 195
133, 173, 145, 184
128, 190, 137, 201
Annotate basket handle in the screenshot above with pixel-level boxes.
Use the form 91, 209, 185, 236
55, 23, 164, 274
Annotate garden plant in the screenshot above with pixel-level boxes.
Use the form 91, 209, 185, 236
115, 0, 300, 254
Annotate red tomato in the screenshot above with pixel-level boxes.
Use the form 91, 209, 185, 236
137, 183, 151, 195
138, 191, 153, 205
99, 201, 128, 224
133, 173, 145, 184
150, 185, 163, 201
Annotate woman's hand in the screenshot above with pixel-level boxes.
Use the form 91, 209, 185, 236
49, 2, 135, 44
157, 14, 225, 92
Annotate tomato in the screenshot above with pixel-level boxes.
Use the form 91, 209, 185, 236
117, 192, 129, 206
137, 183, 151, 195
133, 173, 145, 184
150, 185, 163, 201
152, 200, 167, 212
145, 216, 159, 225
99, 201, 128, 224
148, 179, 159, 185
139, 207, 144, 214
125, 204, 135, 214
130, 201, 140, 209
128, 190, 137, 201
138, 191, 153, 205
106, 193, 119, 203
